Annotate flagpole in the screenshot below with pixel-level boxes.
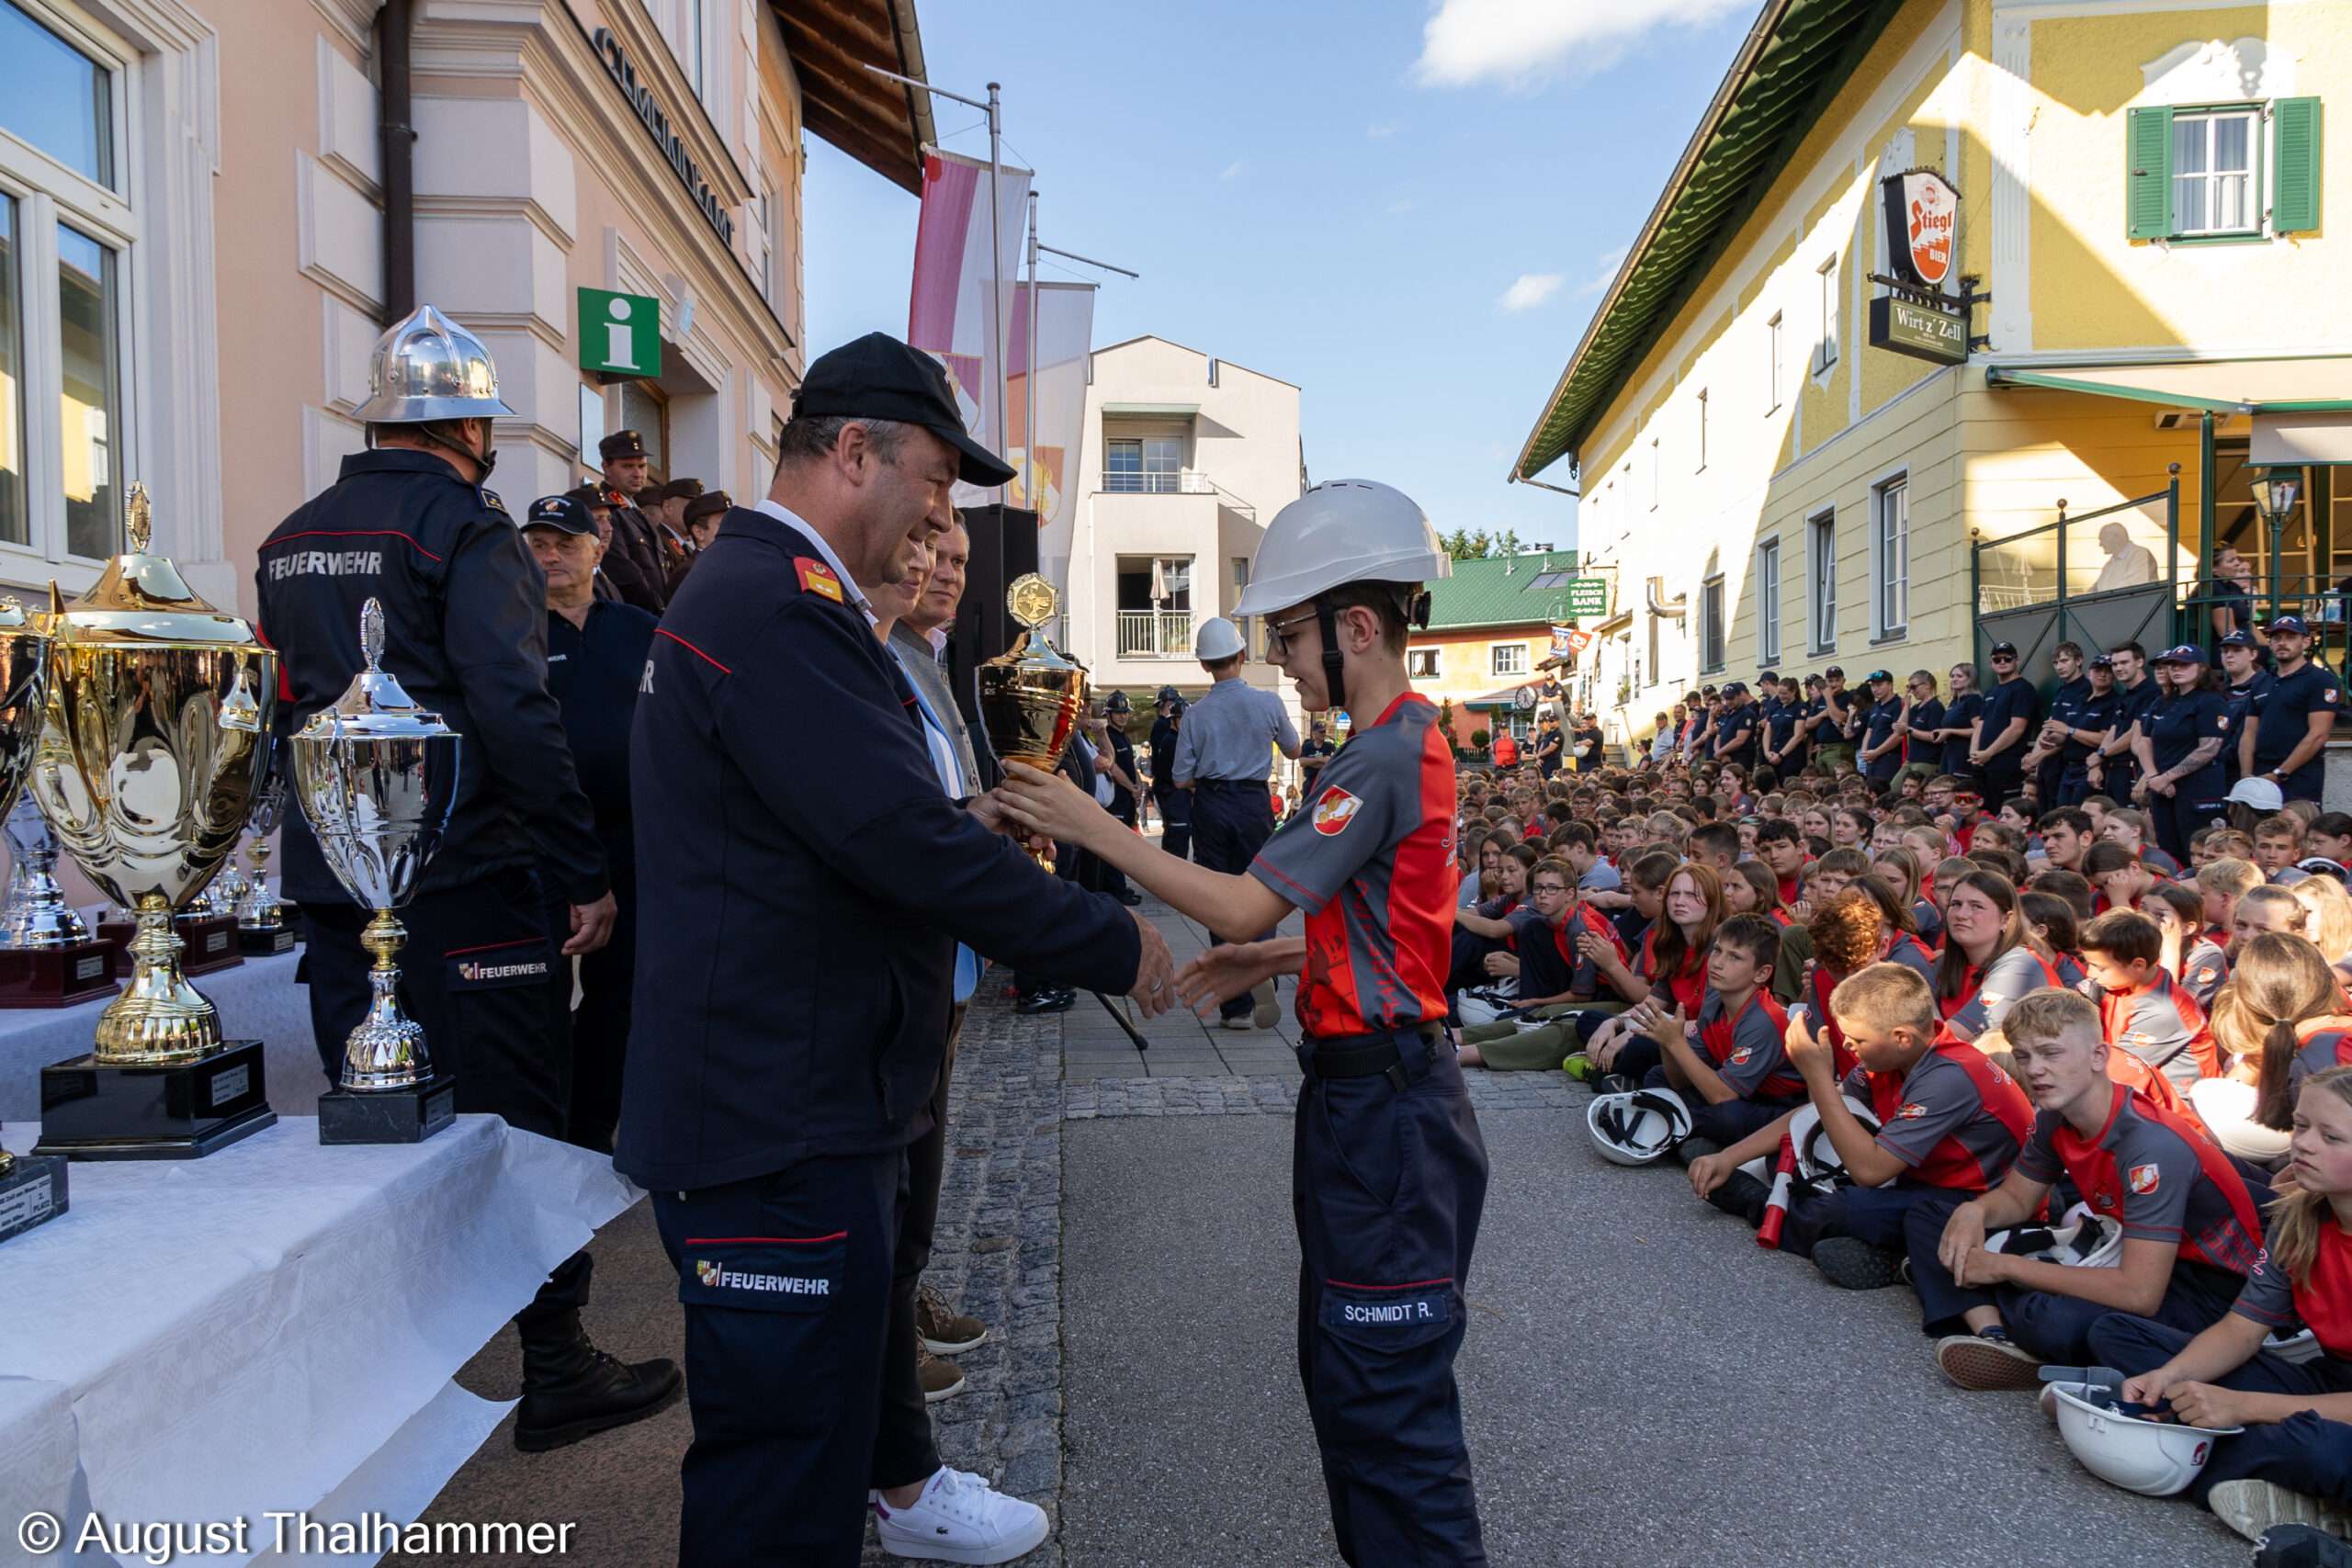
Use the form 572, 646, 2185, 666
1024, 189, 1039, 514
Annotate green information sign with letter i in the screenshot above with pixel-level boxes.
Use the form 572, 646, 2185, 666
579, 288, 662, 378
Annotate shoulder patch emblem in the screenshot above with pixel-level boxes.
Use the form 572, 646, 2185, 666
1895, 1101, 1928, 1120
1726, 1046, 1754, 1066
795, 558, 845, 604
1312, 785, 1363, 837
481, 489, 508, 514
2128, 1161, 2161, 1196
2327, 688, 2339, 704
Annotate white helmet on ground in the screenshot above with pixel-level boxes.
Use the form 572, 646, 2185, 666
1232, 479, 1450, 620
1193, 615, 1245, 661
1586, 1088, 1692, 1167
1987, 1204, 2124, 1269
1789, 1097, 1883, 1185
2050, 1380, 2243, 1496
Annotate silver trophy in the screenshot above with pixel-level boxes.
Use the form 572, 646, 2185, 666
290, 600, 460, 1143
1, 793, 89, 948
233, 776, 289, 947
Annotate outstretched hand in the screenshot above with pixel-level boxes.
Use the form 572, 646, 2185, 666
1126, 911, 1176, 1018
995, 761, 1111, 849
1174, 941, 1280, 1016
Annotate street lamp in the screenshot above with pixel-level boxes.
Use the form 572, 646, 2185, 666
2253, 467, 2302, 620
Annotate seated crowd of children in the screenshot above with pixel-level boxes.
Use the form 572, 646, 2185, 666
1445, 755, 2352, 1551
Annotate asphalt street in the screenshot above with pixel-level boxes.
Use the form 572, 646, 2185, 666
1062, 1108, 2248, 1568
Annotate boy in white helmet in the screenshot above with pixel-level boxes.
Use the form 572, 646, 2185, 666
999, 479, 1490, 1565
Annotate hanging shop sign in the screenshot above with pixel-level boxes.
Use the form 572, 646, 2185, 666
1869, 294, 1967, 366
1880, 168, 1957, 291
592, 28, 735, 246
1562, 578, 1611, 618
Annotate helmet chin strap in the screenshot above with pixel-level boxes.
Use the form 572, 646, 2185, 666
1315, 599, 1346, 713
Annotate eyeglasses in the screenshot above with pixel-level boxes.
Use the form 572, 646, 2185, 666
1991, 655, 2018, 664
1532, 883, 1570, 897
1261, 609, 1319, 660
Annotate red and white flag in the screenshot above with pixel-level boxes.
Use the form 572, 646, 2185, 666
1012, 280, 1096, 599
908, 147, 1032, 501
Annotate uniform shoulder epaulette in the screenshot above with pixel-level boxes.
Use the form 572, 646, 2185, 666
794, 557, 845, 604
481, 489, 509, 515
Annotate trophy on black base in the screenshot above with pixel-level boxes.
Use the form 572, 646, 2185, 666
235, 778, 295, 954
293, 600, 460, 1145
0, 1138, 67, 1242
31, 485, 279, 1159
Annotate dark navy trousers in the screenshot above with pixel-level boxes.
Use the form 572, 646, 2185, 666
1293, 1032, 1491, 1565
651, 1149, 917, 1566
1153, 786, 1192, 862
1192, 780, 1277, 1019
2087, 1314, 2352, 1508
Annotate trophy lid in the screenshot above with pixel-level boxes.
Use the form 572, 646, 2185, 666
989, 573, 1083, 672
43, 484, 262, 647
295, 600, 459, 741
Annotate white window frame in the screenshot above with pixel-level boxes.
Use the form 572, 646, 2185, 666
1695, 388, 1707, 471
1815, 254, 1839, 374
1872, 471, 1909, 641
1700, 573, 1725, 675
1491, 642, 1528, 678
1407, 647, 1440, 679
1649, 437, 1660, 510
1807, 508, 1837, 654
0, 0, 139, 581
1756, 536, 1781, 664
1767, 310, 1782, 411
2171, 107, 2261, 239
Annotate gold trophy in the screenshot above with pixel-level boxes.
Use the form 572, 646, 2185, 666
31, 484, 278, 1159
978, 573, 1090, 867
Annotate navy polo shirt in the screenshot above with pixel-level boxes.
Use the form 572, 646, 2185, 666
2147, 689, 2231, 796
1905, 695, 1946, 758
2250, 660, 2345, 787
546, 601, 659, 826
1764, 697, 1803, 760
2115, 678, 2160, 751
2224, 671, 2276, 772
1976, 675, 2041, 756
1714, 704, 1758, 766
2064, 687, 2124, 764
1940, 691, 1984, 774
1861, 695, 1905, 771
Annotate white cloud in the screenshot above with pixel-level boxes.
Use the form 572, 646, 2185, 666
1367, 120, 1404, 138
1498, 272, 1565, 311
1220, 159, 1247, 181
1574, 244, 1631, 297
1414, 0, 1751, 89
1386, 198, 1416, 215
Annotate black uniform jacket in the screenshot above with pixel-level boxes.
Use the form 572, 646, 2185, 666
254, 449, 608, 908
616, 505, 1143, 1189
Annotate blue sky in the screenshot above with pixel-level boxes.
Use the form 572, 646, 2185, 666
803, 0, 1760, 555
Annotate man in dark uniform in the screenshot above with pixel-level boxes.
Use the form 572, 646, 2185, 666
522, 493, 656, 1155
1711, 681, 1758, 771
1811, 667, 1860, 770
1763, 674, 1807, 776
1299, 718, 1340, 793
594, 430, 670, 615
2053, 654, 2122, 806
1857, 671, 1908, 787
1149, 686, 1191, 859
2026, 641, 2090, 808
1099, 691, 1144, 906
2243, 615, 2342, 804
619, 333, 1173, 1567
2089, 642, 2155, 802
1971, 639, 2042, 809
255, 305, 676, 1451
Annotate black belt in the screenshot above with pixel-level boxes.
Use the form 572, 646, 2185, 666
1305, 1023, 1445, 1085
1193, 777, 1267, 792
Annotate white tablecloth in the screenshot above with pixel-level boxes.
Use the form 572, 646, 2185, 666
0, 1115, 639, 1567
0, 949, 325, 1126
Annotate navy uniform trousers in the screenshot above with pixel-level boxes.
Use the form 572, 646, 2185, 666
1153, 785, 1192, 861
1294, 1029, 1491, 1565
1192, 779, 1277, 1020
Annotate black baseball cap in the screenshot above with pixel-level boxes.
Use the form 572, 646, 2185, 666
794, 332, 1016, 487
1991, 641, 2019, 658
1723, 682, 1747, 696
523, 494, 595, 537
2269, 615, 2312, 637
1824, 665, 1845, 679
2221, 629, 2258, 649
2089, 653, 2115, 670
1867, 669, 1893, 684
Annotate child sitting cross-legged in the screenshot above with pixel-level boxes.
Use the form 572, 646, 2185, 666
1619, 914, 1801, 1156
1919, 989, 2267, 1390
2085, 1066, 2352, 1547
1455, 857, 1645, 1070
1685, 962, 2035, 1292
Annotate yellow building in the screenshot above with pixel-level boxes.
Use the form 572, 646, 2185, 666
1511, 0, 2346, 758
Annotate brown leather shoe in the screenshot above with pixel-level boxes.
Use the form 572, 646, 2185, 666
918, 1341, 967, 1403
917, 1284, 988, 1355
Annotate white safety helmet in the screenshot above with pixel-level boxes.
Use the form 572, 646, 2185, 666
2049, 1381, 2242, 1497
1232, 479, 1450, 621
1193, 615, 1246, 662
2226, 775, 2285, 814
1788, 1097, 1883, 1185
2265, 1328, 2323, 1364
1585, 1087, 1692, 1167
1988, 1205, 2125, 1269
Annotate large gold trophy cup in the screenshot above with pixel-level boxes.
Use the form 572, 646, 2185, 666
977, 574, 1089, 866
32, 485, 278, 1159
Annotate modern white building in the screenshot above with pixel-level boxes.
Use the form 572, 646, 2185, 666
1062, 335, 1306, 705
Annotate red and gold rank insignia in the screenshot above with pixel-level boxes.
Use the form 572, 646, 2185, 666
795, 558, 844, 604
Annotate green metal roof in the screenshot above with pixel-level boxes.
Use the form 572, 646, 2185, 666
1424, 551, 1582, 631
1511, 0, 1908, 481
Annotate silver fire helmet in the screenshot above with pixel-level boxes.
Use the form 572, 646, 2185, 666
351, 304, 515, 424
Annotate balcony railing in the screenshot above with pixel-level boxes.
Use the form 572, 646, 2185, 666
1103, 469, 1215, 495
1115, 610, 1196, 660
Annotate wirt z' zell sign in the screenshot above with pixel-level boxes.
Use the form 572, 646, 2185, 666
1870, 295, 1966, 366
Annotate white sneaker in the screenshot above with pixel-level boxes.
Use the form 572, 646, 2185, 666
2208, 1479, 2352, 1545
875, 1467, 1050, 1564
1250, 978, 1281, 1028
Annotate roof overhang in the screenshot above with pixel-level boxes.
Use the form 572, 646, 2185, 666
1510, 0, 1908, 481
768, 0, 937, 194
1101, 402, 1202, 419
1984, 357, 2352, 416
1465, 681, 1543, 708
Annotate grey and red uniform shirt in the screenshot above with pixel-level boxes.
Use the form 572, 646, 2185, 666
1694, 987, 1800, 1102
1506, 902, 1625, 1002
2093, 967, 2217, 1086
2233, 1227, 2352, 1366
1250, 694, 1455, 1040
1841, 1043, 2034, 1191
2178, 938, 2229, 1010
2290, 1025, 2352, 1101
2014, 1084, 2264, 1275
1640, 930, 1708, 1016
1939, 945, 2058, 1044
1813, 939, 1938, 1078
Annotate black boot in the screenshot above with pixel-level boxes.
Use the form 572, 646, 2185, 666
513, 1255, 682, 1452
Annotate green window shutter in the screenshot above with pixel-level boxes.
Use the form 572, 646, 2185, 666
2274, 97, 2322, 234
2127, 105, 2175, 240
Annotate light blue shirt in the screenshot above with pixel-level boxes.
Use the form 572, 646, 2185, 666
1172, 677, 1298, 784
889, 638, 979, 1003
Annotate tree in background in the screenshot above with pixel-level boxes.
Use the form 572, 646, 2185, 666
1440, 527, 1529, 561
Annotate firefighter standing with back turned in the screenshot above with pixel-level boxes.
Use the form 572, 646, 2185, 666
1000, 479, 1492, 1565
255, 305, 679, 1453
